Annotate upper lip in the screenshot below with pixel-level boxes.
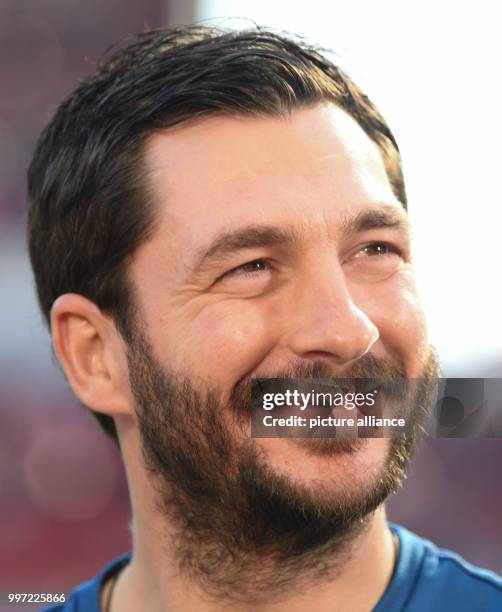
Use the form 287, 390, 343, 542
354, 379, 381, 394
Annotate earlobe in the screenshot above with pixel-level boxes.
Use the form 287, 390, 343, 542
50, 293, 132, 418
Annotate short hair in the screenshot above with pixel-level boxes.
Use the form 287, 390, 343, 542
27, 25, 407, 444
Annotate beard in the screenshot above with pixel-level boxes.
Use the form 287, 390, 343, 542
125, 328, 440, 604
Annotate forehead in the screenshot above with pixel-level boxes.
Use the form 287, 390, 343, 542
143, 104, 402, 254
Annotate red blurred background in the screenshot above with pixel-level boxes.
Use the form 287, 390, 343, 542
0, 2, 500, 610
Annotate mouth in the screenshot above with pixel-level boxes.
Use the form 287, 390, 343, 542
248, 374, 411, 440
308, 384, 385, 437
325, 382, 382, 412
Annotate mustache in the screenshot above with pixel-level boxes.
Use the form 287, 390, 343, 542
229, 353, 406, 417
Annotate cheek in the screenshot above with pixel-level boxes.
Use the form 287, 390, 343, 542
354, 271, 429, 376
178, 301, 276, 386
383, 290, 428, 375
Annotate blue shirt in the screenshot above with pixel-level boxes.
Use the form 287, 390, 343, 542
41, 523, 502, 611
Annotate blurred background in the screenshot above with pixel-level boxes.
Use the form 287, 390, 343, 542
1, 0, 501, 608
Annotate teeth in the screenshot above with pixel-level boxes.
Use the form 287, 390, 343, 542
339, 385, 356, 394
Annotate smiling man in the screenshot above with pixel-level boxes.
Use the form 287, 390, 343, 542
29, 26, 502, 612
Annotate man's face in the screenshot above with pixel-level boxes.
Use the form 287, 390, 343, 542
123, 103, 437, 595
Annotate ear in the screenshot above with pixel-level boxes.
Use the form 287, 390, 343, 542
50, 293, 133, 419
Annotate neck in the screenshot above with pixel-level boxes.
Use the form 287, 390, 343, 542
108, 505, 396, 612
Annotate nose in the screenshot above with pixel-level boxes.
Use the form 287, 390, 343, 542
285, 263, 379, 366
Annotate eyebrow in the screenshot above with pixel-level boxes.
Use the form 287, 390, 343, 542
340, 206, 410, 235
187, 204, 410, 275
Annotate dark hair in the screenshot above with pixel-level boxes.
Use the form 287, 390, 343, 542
27, 25, 407, 444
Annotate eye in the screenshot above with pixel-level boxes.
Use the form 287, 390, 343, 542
223, 258, 271, 278
353, 242, 402, 258
346, 241, 405, 281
